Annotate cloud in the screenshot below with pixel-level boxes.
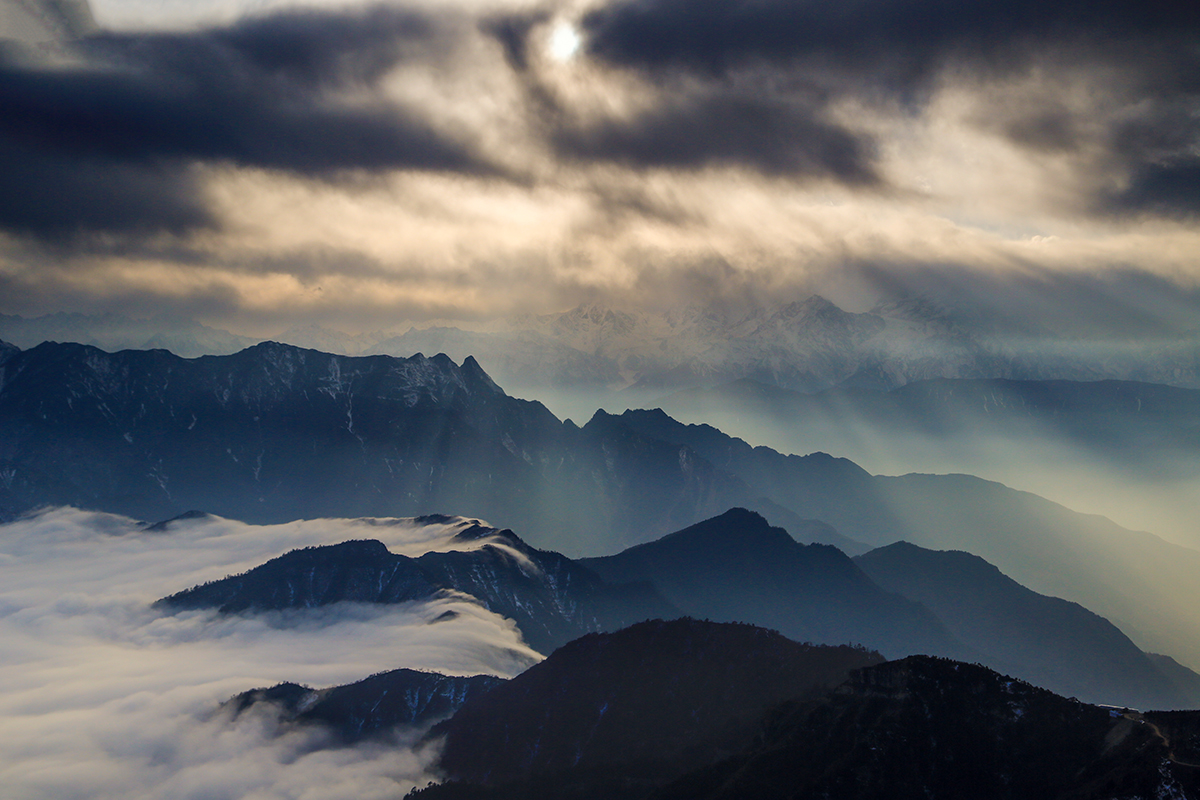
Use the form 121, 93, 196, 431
0, 507, 541, 800
580, 0, 1200, 218
0, 4, 493, 238
581, 0, 1199, 79
552, 86, 880, 183
0, 0, 1195, 331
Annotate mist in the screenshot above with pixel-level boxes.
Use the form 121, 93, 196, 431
0, 508, 542, 800
655, 386, 1200, 551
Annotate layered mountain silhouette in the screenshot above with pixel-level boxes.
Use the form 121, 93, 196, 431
425, 619, 882, 796
228, 668, 503, 744
855, 541, 1194, 708
156, 522, 678, 654
7, 341, 1200, 670
170, 506, 1200, 710
580, 508, 967, 660
614, 408, 1200, 670
663, 376, 1200, 461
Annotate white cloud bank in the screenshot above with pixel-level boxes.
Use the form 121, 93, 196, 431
0, 507, 541, 800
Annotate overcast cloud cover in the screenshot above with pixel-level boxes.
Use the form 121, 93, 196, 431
0, 507, 541, 800
0, 0, 1196, 333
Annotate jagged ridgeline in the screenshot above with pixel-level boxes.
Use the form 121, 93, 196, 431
0, 341, 745, 552
155, 518, 679, 654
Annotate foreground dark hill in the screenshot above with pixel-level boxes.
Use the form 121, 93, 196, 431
581, 508, 966, 660
425, 619, 882, 795
855, 541, 1194, 709
615, 408, 1200, 670
228, 668, 503, 744
0, 341, 749, 552
157, 522, 678, 654
658, 657, 1200, 800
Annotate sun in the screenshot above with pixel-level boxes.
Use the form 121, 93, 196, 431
548, 21, 581, 62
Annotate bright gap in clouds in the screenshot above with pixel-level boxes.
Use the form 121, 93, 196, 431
0, 508, 542, 800
548, 20, 581, 61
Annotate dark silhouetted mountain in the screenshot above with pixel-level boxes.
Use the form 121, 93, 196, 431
658, 656, 1200, 800
227, 668, 503, 744
855, 541, 1193, 708
614, 408, 1200, 673
1151, 654, 1200, 706
424, 619, 882, 796
0, 341, 749, 554
156, 524, 679, 654
366, 327, 622, 392
0, 339, 17, 366
746, 495, 870, 555
581, 509, 967, 659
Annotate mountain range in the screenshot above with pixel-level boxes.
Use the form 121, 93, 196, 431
614, 408, 1200, 670
158, 507, 1200, 710
7, 339, 1200, 672
4, 293, 1198, 414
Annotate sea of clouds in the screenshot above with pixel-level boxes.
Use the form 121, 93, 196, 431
0, 507, 542, 800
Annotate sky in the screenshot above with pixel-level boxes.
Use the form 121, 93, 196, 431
0, 0, 1197, 335
0, 508, 542, 800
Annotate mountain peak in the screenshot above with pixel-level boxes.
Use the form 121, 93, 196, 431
431, 618, 882, 787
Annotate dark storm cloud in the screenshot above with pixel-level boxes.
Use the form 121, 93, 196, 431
581, 0, 1199, 78
482, 10, 550, 74
581, 0, 1200, 217
554, 88, 880, 183
0, 5, 489, 238
1109, 162, 1200, 218
479, 10, 879, 183
850, 260, 1200, 339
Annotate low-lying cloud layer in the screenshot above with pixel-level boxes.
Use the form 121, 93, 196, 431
0, 0, 1195, 332
0, 507, 541, 800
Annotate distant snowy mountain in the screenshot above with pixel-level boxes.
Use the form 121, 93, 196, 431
5, 295, 1197, 409
0, 312, 257, 357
